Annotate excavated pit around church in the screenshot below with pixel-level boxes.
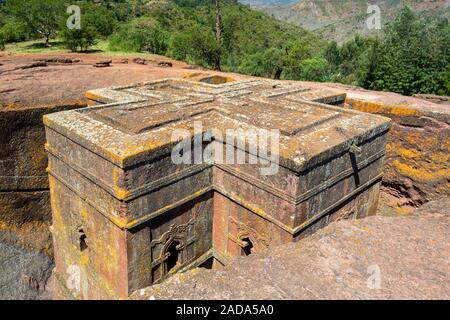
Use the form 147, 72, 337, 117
45, 78, 390, 299
1, 53, 448, 299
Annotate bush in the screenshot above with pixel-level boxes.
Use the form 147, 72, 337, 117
371, 7, 450, 95
0, 19, 28, 42
4, 0, 65, 46
82, 2, 117, 38
60, 2, 119, 52
109, 19, 169, 54
239, 48, 284, 79
168, 31, 195, 62
61, 26, 97, 52
299, 57, 330, 82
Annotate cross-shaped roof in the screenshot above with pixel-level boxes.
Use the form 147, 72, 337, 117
44, 78, 390, 172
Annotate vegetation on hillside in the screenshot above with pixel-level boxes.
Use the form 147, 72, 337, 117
250, 0, 450, 44
0, 1, 448, 96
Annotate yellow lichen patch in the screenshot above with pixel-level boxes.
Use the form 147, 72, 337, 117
346, 98, 422, 117
112, 167, 130, 200
85, 91, 106, 103
400, 149, 419, 159
390, 105, 422, 117
30, 142, 47, 173
411, 136, 441, 151
395, 206, 415, 215
49, 177, 65, 231
122, 140, 166, 158
436, 183, 450, 194
0, 221, 14, 231
80, 206, 89, 219
392, 160, 450, 182
80, 252, 89, 266
430, 152, 450, 164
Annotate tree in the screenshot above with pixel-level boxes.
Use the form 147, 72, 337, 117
323, 34, 381, 87
60, 1, 119, 52
282, 40, 313, 80
5, 0, 65, 46
168, 24, 221, 69
372, 7, 450, 96
109, 18, 169, 54
61, 27, 97, 52
83, 2, 117, 38
213, 0, 223, 70
239, 48, 284, 79
299, 57, 330, 82
324, 41, 340, 67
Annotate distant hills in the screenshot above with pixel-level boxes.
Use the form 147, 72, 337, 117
240, 0, 450, 42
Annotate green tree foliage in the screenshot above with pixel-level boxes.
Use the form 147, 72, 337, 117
0, 19, 29, 43
108, 1, 320, 72
0, 5, 29, 44
324, 35, 381, 86
1, 1, 448, 96
61, 24, 97, 52
100, 0, 136, 22
299, 57, 330, 82
169, 24, 222, 69
109, 18, 169, 54
239, 48, 283, 79
61, 2, 118, 52
0, 30, 5, 51
282, 40, 313, 80
3, 0, 65, 46
83, 2, 117, 38
371, 7, 450, 96
238, 42, 317, 80
172, 0, 237, 8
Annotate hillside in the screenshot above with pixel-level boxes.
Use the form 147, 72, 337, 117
1, 0, 448, 96
243, 0, 450, 43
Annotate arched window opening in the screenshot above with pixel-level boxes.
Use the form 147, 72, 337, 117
166, 241, 180, 273
241, 237, 254, 256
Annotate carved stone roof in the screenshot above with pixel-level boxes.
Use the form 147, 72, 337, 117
44, 78, 391, 171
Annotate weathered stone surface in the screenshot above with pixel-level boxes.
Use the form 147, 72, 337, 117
182, 73, 236, 85
0, 102, 86, 190
0, 191, 54, 300
0, 99, 84, 300
131, 197, 450, 300
45, 78, 390, 299
344, 95, 449, 213
0, 103, 84, 255
279, 81, 450, 212
94, 60, 112, 68
0, 191, 51, 226
0, 232, 54, 300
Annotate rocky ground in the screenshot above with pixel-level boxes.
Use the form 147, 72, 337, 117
132, 197, 450, 300
0, 52, 245, 108
0, 231, 53, 300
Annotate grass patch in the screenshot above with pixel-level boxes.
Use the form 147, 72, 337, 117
3, 38, 163, 60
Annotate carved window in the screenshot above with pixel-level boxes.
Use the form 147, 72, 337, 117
150, 219, 195, 284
